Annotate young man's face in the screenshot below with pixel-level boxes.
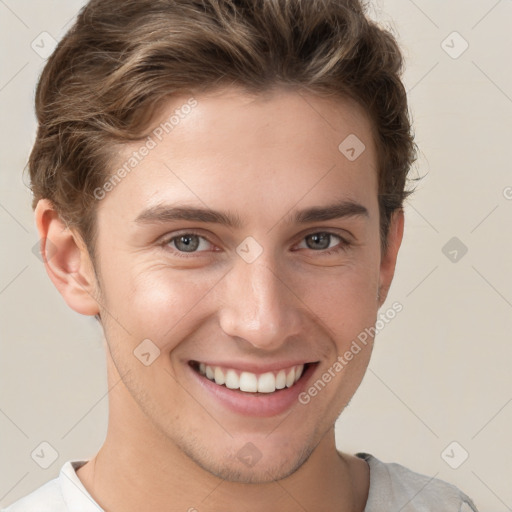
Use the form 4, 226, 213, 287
76, 87, 402, 482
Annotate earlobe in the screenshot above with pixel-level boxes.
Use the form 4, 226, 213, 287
378, 208, 405, 307
34, 199, 101, 316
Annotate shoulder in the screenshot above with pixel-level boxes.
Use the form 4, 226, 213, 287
356, 452, 480, 512
1, 460, 98, 512
1, 475, 64, 512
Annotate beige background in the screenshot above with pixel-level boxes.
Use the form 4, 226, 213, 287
1, 0, 511, 510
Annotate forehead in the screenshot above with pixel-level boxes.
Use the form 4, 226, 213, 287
152, 86, 376, 161
99, 87, 379, 226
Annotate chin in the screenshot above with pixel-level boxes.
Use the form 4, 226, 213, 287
200, 454, 309, 484
178, 433, 314, 484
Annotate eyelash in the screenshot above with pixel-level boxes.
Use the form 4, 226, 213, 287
160, 230, 351, 258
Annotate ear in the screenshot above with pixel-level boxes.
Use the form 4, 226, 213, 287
377, 208, 404, 307
34, 199, 101, 316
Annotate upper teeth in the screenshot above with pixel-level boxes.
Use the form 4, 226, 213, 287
198, 363, 304, 393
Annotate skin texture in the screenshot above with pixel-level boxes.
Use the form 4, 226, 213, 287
35, 86, 404, 512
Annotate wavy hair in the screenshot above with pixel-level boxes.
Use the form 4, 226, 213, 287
29, 0, 417, 258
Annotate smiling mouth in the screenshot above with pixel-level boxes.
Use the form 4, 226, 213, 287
189, 361, 314, 394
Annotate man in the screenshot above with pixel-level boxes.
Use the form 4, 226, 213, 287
4, 0, 479, 510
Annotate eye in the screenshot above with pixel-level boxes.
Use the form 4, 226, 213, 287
296, 232, 350, 255
160, 230, 351, 258
164, 232, 214, 255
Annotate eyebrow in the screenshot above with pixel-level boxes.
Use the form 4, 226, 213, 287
134, 199, 369, 228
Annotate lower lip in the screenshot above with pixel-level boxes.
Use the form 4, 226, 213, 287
188, 363, 317, 417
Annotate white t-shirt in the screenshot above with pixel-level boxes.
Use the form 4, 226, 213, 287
1, 452, 479, 511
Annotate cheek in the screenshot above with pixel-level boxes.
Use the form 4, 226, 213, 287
105, 266, 221, 346
293, 259, 380, 340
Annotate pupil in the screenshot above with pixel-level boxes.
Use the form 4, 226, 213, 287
176, 235, 199, 252
308, 233, 329, 250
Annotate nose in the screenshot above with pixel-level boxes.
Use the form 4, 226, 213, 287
218, 253, 303, 351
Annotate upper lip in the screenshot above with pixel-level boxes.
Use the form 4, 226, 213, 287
189, 359, 316, 374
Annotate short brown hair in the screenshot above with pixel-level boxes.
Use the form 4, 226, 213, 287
29, 0, 417, 259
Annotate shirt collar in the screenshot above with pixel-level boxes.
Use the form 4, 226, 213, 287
60, 460, 104, 511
